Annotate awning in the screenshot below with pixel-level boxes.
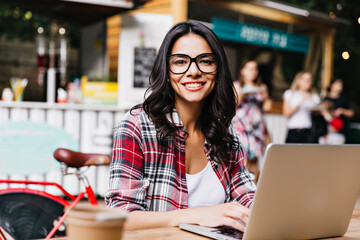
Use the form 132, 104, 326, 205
250, 0, 350, 26
212, 17, 310, 53
0, 0, 150, 25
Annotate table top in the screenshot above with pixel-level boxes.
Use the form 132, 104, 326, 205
338, 208, 360, 239
123, 209, 360, 240
37, 208, 360, 240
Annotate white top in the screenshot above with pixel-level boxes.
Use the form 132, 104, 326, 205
186, 161, 226, 208
283, 90, 320, 129
319, 132, 345, 145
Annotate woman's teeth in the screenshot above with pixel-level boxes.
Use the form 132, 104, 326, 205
185, 83, 203, 88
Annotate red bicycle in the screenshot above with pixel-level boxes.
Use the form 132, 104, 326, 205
0, 148, 110, 240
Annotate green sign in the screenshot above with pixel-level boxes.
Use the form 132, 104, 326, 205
212, 17, 310, 53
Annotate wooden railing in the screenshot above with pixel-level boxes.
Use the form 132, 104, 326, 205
0, 101, 287, 196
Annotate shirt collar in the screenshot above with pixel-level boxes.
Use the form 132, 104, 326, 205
166, 109, 184, 127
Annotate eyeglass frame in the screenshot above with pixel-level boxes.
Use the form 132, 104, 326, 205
167, 53, 218, 74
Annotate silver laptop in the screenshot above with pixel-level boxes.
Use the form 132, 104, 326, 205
180, 144, 360, 240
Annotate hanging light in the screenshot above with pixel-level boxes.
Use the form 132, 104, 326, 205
24, 11, 32, 20
37, 27, 44, 34
336, 3, 342, 11
59, 27, 66, 35
342, 51, 350, 60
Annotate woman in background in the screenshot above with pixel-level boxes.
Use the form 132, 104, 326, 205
232, 60, 269, 181
324, 78, 354, 142
282, 71, 320, 143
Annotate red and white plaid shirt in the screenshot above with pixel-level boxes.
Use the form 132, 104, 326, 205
105, 109, 256, 212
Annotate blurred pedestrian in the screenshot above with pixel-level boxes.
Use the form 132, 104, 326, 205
282, 71, 320, 143
324, 78, 354, 141
232, 60, 269, 182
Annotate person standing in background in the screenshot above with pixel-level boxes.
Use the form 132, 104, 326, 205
232, 60, 269, 182
282, 71, 320, 143
324, 78, 354, 142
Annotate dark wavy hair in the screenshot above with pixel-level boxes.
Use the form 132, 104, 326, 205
132, 21, 238, 165
327, 77, 343, 93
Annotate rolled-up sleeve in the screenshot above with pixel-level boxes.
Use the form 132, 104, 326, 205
229, 131, 256, 208
231, 163, 256, 208
105, 115, 149, 212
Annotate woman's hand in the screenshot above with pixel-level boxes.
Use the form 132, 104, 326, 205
184, 202, 250, 232
124, 202, 250, 231
333, 107, 354, 118
333, 108, 344, 117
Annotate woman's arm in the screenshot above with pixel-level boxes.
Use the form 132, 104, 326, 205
105, 112, 148, 211
282, 98, 300, 118
233, 80, 244, 107
260, 84, 272, 112
333, 107, 354, 118
261, 83, 269, 100
124, 202, 250, 232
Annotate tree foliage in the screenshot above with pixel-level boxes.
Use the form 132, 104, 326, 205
0, 3, 79, 47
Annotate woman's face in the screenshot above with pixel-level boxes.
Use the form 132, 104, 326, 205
168, 33, 216, 105
241, 61, 258, 83
330, 80, 343, 95
297, 72, 313, 92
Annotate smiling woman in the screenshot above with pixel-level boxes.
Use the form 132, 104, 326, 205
169, 34, 217, 105
105, 20, 256, 233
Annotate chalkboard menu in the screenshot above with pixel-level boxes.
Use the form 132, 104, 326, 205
133, 47, 157, 88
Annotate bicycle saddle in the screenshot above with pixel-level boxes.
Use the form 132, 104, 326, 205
53, 148, 110, 168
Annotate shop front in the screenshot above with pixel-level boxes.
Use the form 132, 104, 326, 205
188, 0, 347, 103
0, 0, 350, 196
119, 0, 348, 109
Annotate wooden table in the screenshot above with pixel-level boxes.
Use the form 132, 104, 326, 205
34, 209, 360, 240
337, 208, 360, 239
122, 209, 360, 240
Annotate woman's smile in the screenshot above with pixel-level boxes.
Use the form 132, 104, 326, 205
182, 81, 206, 91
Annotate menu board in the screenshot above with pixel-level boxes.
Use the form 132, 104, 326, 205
133, 47, 156, 88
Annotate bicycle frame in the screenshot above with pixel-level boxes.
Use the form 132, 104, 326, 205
0, 167, 98, 239
0, 178, 97, 205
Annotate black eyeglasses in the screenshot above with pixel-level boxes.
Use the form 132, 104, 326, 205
167, 53, 218, 74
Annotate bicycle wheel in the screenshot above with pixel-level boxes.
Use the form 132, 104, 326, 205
0, 191, 66, 240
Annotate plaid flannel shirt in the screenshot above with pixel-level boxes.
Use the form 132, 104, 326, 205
105, 108, 256, 212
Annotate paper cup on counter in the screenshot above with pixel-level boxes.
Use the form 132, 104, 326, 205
66, 203, 128, 240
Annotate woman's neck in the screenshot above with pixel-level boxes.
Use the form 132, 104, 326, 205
298, 88, 310, 94
175, 101, 203, 133
244, 79, 256, 86
328, 91, 340, 98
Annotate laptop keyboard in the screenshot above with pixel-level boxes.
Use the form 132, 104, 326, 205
212, 226, 244, 239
